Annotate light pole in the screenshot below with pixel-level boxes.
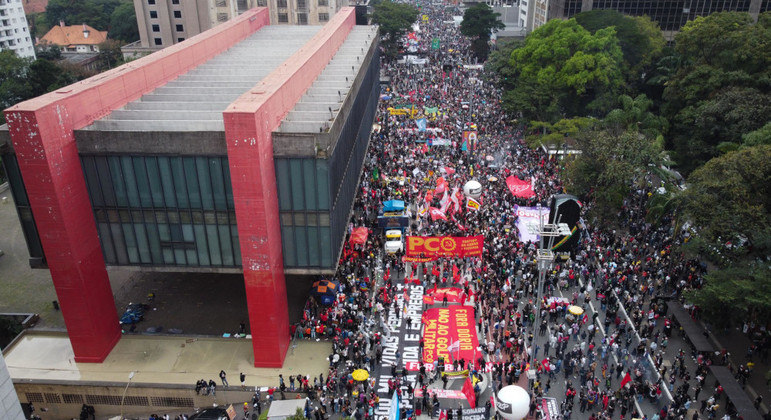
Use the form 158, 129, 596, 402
528, 205, 570, 381
119, 371, 136, 420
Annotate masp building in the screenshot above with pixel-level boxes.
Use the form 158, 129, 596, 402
0, 7, 378, 367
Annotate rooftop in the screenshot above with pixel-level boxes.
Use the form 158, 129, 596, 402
39, 23, 108, 46
82, 25, 321, 132
278, 25, 378, 134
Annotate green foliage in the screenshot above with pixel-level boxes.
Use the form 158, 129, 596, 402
742, 122, 771, 147
603, 94, 667, 141
288, 408, 306, 420
574, 10, 665, 84
681, 145, 771, 259
685, 261, 771, 328
45, 0, 125, 30
503, 18, 625, 123
486, 39, 522, 91
662, 12, 771, 174
0, 51, 33, 123
371, 0, 418, 57
109, 2, 139, 43
565, 129, 661, 219
97, 39, 125, 70
524, 117, 595, 148
0, 50, 89, 124
460, 3, 504, 60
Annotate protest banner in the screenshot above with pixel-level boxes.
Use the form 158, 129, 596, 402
505, 176, 535, 198
421, 307, 479, 366
513, 205, 549, 243
405, 236, 483, 258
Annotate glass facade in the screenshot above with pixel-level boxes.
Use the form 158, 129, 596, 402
562, 0, 754, 31
80, 155, 241, 268
276, 49, 380, 270
0, 152, 46, 267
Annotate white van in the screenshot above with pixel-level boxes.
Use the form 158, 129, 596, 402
385, 240, 403, 254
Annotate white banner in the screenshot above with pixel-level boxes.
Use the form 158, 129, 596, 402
514, 205, 549, 243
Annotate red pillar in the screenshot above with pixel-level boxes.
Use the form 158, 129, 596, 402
5, 108, 121, 362
224, 8, 356, 367
224, 109, 290, 367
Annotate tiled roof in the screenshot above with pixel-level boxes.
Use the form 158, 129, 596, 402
21, 0, 48, 14
39, 24, 108, 46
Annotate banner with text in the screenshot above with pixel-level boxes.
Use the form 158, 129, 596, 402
422, 307, 479, 366
406, 236, 483, 258
506, 176, 535, 198
514, 205, 549, 243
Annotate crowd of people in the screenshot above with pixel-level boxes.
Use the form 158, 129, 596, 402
278, 1, 768, 420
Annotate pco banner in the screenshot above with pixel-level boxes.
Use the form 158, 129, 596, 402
405, 236, 483, 258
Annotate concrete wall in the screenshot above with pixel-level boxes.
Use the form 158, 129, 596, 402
1, 8, 270, 363
222, 7, 356, 367
15, 381, 264, 419
0, 354, 23, 420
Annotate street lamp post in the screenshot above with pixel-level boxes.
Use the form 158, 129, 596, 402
119, 371, 136, 420
528, 205, 570, 381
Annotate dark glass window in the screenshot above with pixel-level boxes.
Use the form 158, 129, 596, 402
154, 38, 162, 45
176, 24, 184, 32
174, 10, 182, 18
150, 10, 158, 18
80, 155, 240, 268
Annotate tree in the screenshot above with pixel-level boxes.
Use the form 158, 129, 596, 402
565, 128, 661, 219
685, 262, 771, 329
574, 10, 665, 85
661, 12, 771, 174
0, 51, 32, 124
524, 117, 596, 149
97, 39, 125, 70
45, 0, 124, 30
502, 18, 625, 123
681, 145, 771, 260
603, 94, 667, 141
109, 2, 139, 43
371, 0, 418, 58
460, 3, 504, 61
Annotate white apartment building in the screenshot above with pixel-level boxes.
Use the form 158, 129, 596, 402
0, 0, 35, 59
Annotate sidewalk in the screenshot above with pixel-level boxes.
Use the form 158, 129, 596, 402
4, 331, 332, 388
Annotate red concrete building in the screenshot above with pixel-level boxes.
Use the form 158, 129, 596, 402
1, 7, 378, 366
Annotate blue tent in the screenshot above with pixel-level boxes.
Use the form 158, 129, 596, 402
382, 200, 405, 212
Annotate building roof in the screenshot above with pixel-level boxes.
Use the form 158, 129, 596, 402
21, 0, 48, 14
39, 23, 108, 47
83, 24, 376, 134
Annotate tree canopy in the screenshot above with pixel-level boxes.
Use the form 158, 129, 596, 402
371, 0, 419, 57
502, 18, 625, 122
460, 3, 504, 60
661, 12, 771, 174
574, 10, 665, 86
109, 2, 140, 43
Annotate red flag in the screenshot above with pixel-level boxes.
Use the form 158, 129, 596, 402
438, 410, 448, 420
443, 166, 456, 175
505, 176, 535, 198
620, 372, 632, 389
428, 207, 448, 221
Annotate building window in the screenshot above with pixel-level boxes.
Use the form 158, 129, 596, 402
177, 37, 185, 42
172, 0, 180, 3
277, 0, 287, 7
152, 24, 160, 32
148, 0, 155, 4
174, 10, 182, 18
318, 12, 328, 21
149, 10, 158, 18
154, 37, 162, 45
297, 12, 307, 24
318, 0, 327, 6
216, 0, 227, 6
176, 24, 184, 31
257, 0, 267, 6
297, 0, 306, 9
277, 12, 288, 22
217, 12, 229, 22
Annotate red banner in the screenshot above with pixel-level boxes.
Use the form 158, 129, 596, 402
348, 227, 369, 245
506, 176, 535, 198
426, 287, 465, 303
406, 236, 483, 258
422, 307, 479, 366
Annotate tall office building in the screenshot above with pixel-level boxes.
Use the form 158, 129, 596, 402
0, 0, 35, 59
529, 0, 768, 37
124, 0, 348, 57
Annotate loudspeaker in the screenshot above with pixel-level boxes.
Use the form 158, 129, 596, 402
548, 194, 582, 252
